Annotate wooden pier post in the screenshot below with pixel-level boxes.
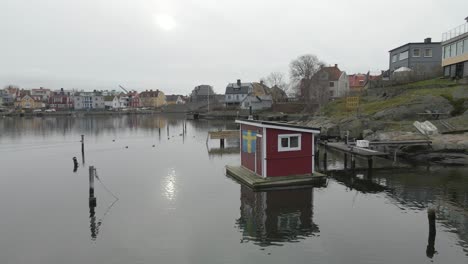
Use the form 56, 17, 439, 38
344, 153, 348, 169
89, 166, 97, 240
220, 138, 225, 148
323, 149, 328, 171
89, 166, 96, 203
426, 208, 436, 258
73, 157, 78, 172
367, 157, 373, 170
81, 135, 85, 165
351, 155, 356, 171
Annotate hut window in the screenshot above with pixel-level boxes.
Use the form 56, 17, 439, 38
278, 134, 301, 152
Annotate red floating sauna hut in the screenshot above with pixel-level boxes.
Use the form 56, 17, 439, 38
226, 119, 325, 190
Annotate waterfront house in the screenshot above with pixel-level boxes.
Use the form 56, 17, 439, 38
235, 119, 320, 177
0, 95, 3, 106
139, 90, 166, 108
190, 85, 215, 103
225, 80, 253, 106
389, 38, 442, 77
14, 95, 44, 109
104, 95, 119, 109
48, 88, 73, 110
441, 17, 468, 78
31, 87, 51, 102
127, 91, 140, 108
119, 94, 129, 108
240, 95, 273, 111
72, 91, 105, 110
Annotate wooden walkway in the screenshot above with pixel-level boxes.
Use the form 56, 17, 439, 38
350, 140, 432, 146
322, 142, 388, 157
226, 165, 326, 191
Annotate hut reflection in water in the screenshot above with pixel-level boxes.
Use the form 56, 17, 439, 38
237, 185, 319, 246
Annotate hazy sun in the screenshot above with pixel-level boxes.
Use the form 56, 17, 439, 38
155, 14, 176, 31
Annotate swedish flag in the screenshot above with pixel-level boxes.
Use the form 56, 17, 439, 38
242, 130, 256, 153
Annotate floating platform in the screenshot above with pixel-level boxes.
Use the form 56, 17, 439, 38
226, 165, 326, 190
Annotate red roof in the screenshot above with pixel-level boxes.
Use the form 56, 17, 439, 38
319, 65, 343, 81
348, 74, 366, 87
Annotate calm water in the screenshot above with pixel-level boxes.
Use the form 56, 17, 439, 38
0, 115, 467, 264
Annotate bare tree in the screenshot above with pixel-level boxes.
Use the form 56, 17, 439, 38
262, 72, 288, 92
289, 54, 324, 82
4, 84, 19, 90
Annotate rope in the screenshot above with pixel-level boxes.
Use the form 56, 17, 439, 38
94, 169, 119, 200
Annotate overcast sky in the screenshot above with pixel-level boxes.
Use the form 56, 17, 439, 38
1, 0, 467, 94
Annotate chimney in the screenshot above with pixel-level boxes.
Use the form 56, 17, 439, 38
424, 37, 432, 43
260, 80, 264, 85
237, 79, 241, 87
334, 64, 338, 68
465, 16, 468, 23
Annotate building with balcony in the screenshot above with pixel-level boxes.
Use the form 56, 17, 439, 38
441, 17, 468, 78
388, 38, 442, 78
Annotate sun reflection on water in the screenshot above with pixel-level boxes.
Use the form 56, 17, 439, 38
162, 168, 177, 201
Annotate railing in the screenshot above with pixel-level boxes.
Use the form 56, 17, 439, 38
442, 22, 468, 42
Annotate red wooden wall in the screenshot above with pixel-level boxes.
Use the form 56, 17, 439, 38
266, 128, 313, 177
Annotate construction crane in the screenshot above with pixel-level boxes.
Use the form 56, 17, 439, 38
119, 85, 129, 94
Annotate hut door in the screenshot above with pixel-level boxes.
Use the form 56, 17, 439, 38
256, 135, 263, 176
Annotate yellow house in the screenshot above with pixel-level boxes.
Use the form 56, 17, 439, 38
139, 90, 167, 108
14, 95, 44, 109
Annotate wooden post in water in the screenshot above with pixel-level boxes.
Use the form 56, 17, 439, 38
426, 208, 436, 258
220, 138, 225, 149
323, 143, 328, 171
89, 166, 97, 240
73, 157, 78, 172
344, 153, 348, 169
351, 154, 356, 171
81, 135, 85, 165
367, 157, 373, 170
89, 166, 96, 204
167, 123, 170, 138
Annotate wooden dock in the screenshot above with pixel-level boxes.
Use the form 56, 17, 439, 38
208, 130, 239, 139
208, 130, 239, 149
319, 142, 388, 171
226, 165, 326, 190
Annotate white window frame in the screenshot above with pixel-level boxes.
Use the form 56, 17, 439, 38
413, 48, 420, 57
278, 134, 301, 152
424, 48, 433, 57
399, 50, 409, 61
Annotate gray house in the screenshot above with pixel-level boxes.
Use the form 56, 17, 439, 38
389, 38, 442, 77
190, 85, 215, 103
224, 80, 253, 106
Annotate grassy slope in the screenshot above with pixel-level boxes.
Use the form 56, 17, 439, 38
323, 78, 464, 120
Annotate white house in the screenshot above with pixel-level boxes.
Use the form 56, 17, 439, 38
225, 79, 253, 106
240, 95, 273, 111
73, 91, 105, 110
